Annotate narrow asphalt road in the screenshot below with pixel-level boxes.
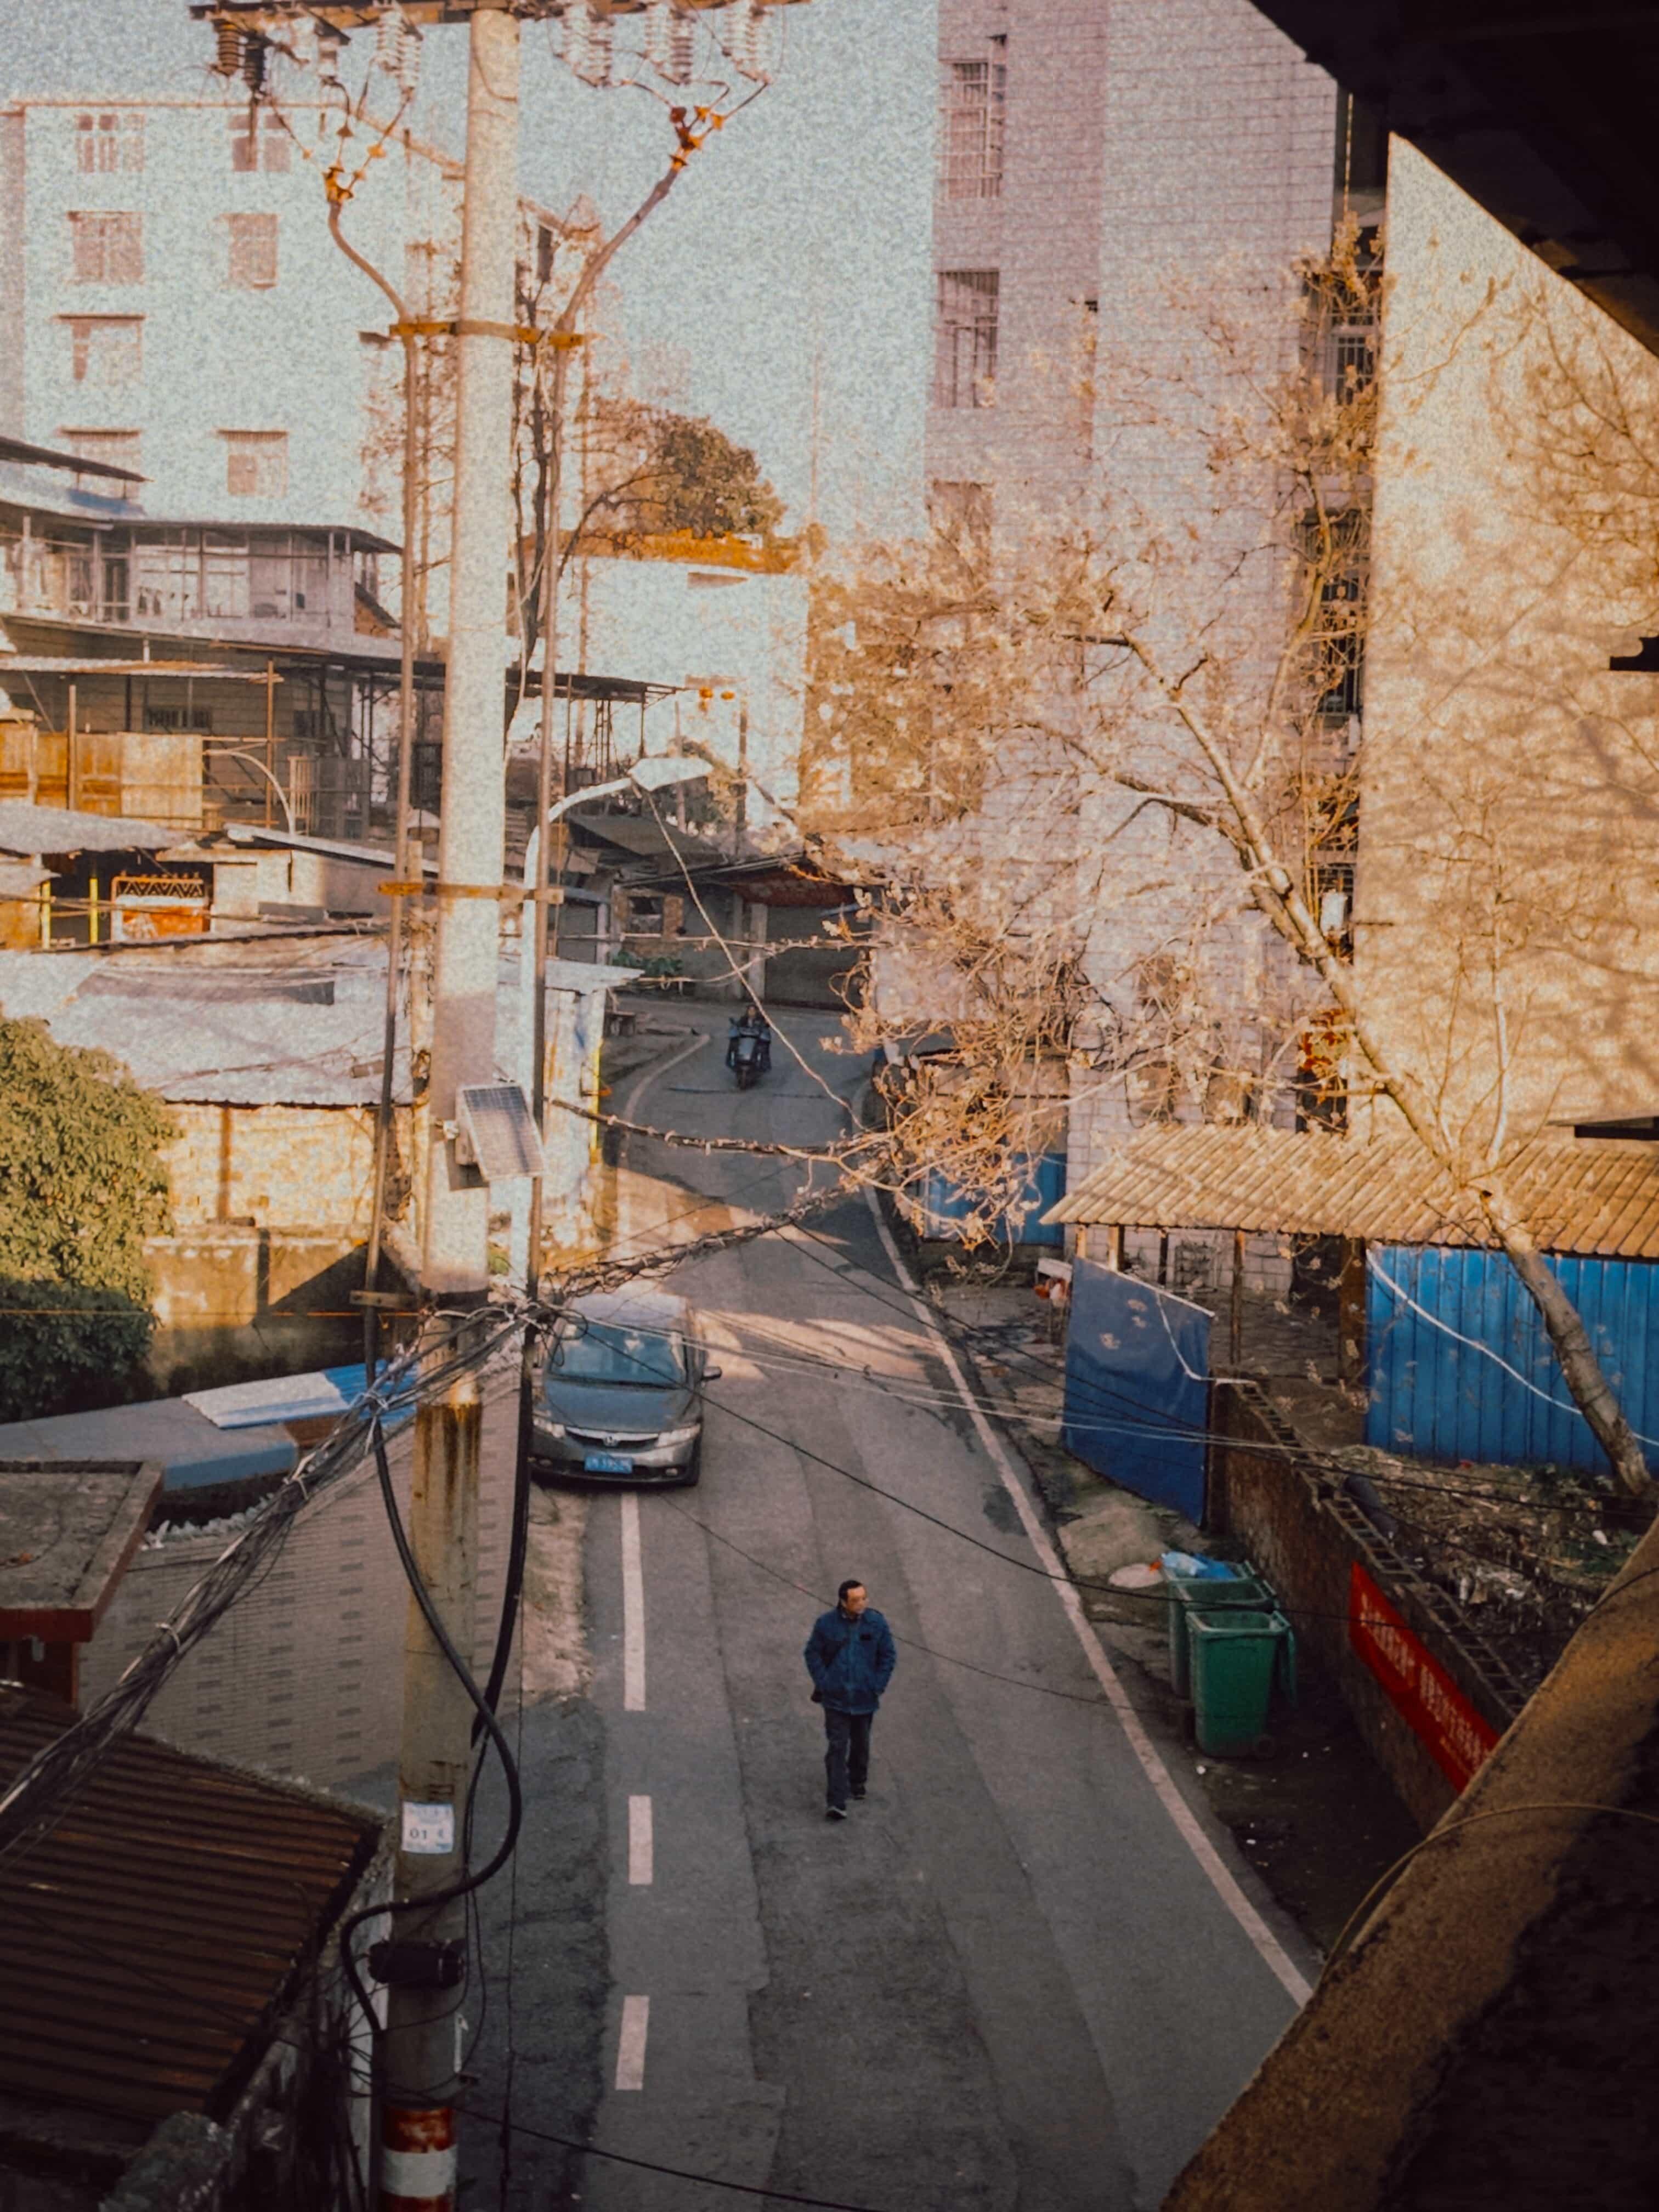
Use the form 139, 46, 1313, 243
463, 1010, 1311, 2212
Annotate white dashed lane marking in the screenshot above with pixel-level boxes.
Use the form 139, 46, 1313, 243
629, 1794, 654, 1885
615, 1994, 650, 2091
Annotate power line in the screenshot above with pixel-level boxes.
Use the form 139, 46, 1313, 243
455, 2101, 901, 2212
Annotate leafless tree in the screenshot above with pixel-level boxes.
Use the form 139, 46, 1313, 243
808, 222, 1657, 1497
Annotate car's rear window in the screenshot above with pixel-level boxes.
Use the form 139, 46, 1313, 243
551, 1319, 687, 1387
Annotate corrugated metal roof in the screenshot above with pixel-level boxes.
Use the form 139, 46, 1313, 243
0, 802, 176, 855
0, 1686, 378, 2129
0, 1400, 296, 1492
1049, 1124, 1659, 1259
0, 948, 411, 1107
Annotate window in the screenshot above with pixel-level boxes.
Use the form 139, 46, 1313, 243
226, 213, 279, 290
143, 705, 214, 733
65, 316, 142, 387
933, 270, 998, 408
626, 894, 666, 935
928, 479, 992, 546
76, 111, 144, 174
69, 211, 143, 286
222, 431, 288, 499
60, 428, 142, 474
1314, 572, 1365, 720
230, 109, 291, 173
939, 48, 1006, 200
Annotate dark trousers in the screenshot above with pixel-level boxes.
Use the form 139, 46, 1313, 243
823, 1706, 873, 1809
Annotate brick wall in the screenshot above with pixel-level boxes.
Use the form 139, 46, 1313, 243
1209, 1379, 1526, 1831
78, 1377, 518, 1792
164, 1099, 412, 1235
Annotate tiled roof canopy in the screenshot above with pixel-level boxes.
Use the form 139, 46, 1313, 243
1048, 1125, 1659, 1260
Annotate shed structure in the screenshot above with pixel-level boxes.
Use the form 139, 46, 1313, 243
1048, 1125, 1659, 1476
0, 1684, 382, 2208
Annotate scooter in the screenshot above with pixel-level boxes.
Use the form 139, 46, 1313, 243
731, 1028, 765, 1090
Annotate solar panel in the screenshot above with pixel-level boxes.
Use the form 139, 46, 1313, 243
456, 1083, 546, 1183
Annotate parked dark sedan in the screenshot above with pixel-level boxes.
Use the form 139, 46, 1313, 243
530, 1286, 719, 1485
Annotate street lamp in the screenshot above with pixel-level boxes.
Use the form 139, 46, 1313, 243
517, 753, 705, 1288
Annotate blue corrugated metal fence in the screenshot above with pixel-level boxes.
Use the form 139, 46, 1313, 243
919, 1150, 1067, 1246
1366, 1244, 1659, 1474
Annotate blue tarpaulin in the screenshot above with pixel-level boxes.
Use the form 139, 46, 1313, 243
1062, 1260, 1210, 1521
919, 1151, 1067, 1246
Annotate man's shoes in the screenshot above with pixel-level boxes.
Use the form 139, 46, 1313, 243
825, 1805, 848, 1820
851, 1787, 867, 1801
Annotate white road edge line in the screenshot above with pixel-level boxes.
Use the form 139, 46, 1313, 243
864, 1188, 1314, 2008
615, 1028, 711, 1248
621, 1491, 647, 1712
615, 1993, 650, 2091
629, 1793, 654, 1885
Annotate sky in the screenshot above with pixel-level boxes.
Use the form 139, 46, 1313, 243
0, 0, 936, 538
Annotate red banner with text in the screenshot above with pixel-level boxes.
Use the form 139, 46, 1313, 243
1348, 1562, 1501, 1791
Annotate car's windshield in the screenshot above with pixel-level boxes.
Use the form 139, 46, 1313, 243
550, 1318, 687, 1388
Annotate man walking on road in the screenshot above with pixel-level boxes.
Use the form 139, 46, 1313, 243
804, 1580, 897, 1819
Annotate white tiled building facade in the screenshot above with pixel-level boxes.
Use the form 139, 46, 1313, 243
921, 1, 1343, 1208
0, 95, 466, 532
927, 0, 1335, 524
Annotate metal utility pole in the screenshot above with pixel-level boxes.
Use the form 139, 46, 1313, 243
382, 8, 519, 2209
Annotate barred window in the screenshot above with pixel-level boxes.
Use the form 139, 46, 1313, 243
65, 316, 143, 387
76, 111, 144, 174
60, 428, 143, 474
939, 48, 1005, 200
69, 211, 143, 286
928, 479, 992, 547
222, 431, 288, 499
230, 108, 291, 172
933, 271, 999, 409
227, 212, 279, 289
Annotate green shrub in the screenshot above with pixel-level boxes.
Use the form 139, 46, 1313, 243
0, 1017, 174, 1420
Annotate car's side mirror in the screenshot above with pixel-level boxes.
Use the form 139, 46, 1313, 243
703, 1364, 722, 1382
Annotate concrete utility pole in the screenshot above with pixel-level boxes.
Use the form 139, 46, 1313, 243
383, 8, 520, 2210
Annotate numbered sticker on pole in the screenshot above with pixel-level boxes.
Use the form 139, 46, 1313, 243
401, 1799, 456, 1856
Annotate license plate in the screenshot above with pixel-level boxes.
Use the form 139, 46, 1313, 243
584, 1452, 634, 1474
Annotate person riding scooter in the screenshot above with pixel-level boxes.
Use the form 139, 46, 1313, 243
726, 1002, 772, 1075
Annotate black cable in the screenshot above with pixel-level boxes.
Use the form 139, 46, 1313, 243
475, 1321, 541, 1739
782, 1215, 1645, 1525
534, 1281, 1584, 1644
453, 2101, 898, 2211
337, 1416, 525, 2036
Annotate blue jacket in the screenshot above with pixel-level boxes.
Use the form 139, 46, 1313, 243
804, 1606, 897, 1715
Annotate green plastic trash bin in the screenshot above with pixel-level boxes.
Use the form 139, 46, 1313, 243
1188, 1607, 1294, 1757
1165, 1567, 1273, 1698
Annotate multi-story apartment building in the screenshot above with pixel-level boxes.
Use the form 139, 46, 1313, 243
0, 96, 468, 531
909, 0, 1353, 1229
926, 0, 1337, 531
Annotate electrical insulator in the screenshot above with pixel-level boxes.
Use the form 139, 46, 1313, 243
212, 18, 244, 76
718, 1, 776, 84
376, 8, 421, 94
642, 0, 697, 85
562, 2, 614, 87
240, 32, 269, 95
